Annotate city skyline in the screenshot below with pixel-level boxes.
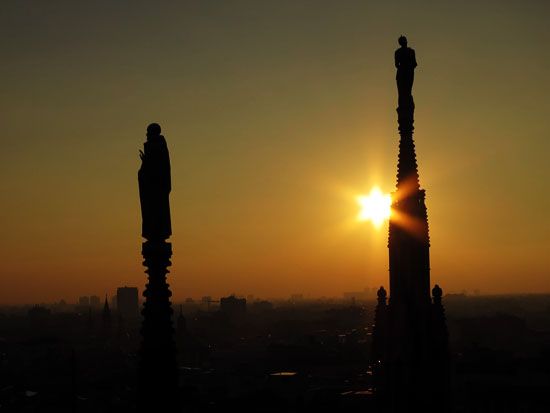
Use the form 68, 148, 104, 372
2, 0, 550, 304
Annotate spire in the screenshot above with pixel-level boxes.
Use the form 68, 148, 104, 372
372, 286, 388, 363
431, 285, 451, 412
431, 285, 449, 353
391, 92, 429, 245
137, 123, 179, 411
102, 295, 111, 326
395, 37, 420, 194
372, 286, 389, 401
372, 38, 451, 413
395, 99, 421, 193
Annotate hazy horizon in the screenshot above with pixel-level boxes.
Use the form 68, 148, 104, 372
1, 0, 549, 304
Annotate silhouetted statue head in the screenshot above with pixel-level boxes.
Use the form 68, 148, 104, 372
146, 123, 162, 140
398, 35, 407, 47
377, 286, 387, 303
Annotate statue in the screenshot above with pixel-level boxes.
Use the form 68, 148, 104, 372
395, 35, 417, 101
138, 123, 172, 242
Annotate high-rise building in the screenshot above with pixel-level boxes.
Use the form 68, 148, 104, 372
116, 287, 139, 320
371, 38, 450, 413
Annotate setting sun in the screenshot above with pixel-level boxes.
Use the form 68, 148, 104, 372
357, 187, 392, 228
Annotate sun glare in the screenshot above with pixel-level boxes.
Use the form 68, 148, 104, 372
357, 187, 392, 228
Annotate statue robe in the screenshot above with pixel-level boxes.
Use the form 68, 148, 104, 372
395, 46, 417, 100
138, 135, 172, 241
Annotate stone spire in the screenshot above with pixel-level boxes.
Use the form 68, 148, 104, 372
137, 123, 179, 411
389, 36, 430, 304
371, 286, 388, 364
371, 37, 450, 413
430, 285, 451, 411
395, 99, 421, 193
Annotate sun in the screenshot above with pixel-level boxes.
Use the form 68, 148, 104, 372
357, 187, 392, 228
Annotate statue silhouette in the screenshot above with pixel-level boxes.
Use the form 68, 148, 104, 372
137, 123, 178, 411
395, 35, 417, 101
138, 123, 172, 242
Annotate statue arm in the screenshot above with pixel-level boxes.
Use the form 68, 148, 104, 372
412, 49, 417, 68
394, 50, 399, 68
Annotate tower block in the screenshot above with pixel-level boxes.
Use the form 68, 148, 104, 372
137, 123, 179, 411
372, 37, 450, 412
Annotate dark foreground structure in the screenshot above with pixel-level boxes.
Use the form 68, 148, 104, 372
372, 37, 451, 412
137, 123, 179, 411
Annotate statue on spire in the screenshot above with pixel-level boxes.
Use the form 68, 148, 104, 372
137, 123, 178, 411
395, 35, 417, 136
395, 35, 417, 102
370, 38, 450, 413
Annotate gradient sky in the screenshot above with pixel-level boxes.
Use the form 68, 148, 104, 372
1, 0, 549, 304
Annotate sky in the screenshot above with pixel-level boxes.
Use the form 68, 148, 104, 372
1, 0, 549, 304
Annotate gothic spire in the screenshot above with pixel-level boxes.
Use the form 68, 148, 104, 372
395, 99, 421, 194
102, 295, 111, 334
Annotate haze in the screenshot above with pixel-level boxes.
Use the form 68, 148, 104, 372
1, 0, 549, 304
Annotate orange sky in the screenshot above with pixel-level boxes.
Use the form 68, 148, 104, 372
1, 1, 549, 304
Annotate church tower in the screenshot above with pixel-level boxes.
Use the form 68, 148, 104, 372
372, 37, 450, 413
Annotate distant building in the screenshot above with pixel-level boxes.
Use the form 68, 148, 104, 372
117, 287, 139, 320
89, 295, 100, 307
185, 297, 194, 303
219, 295, 246, 316
251, 300, 274, 312
54, 299, 69, 312
290, 294, 303, 303
28, 305, 51, 324
78, 296, 90, 306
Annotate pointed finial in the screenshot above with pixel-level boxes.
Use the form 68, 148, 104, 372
377, 286, 387, 304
